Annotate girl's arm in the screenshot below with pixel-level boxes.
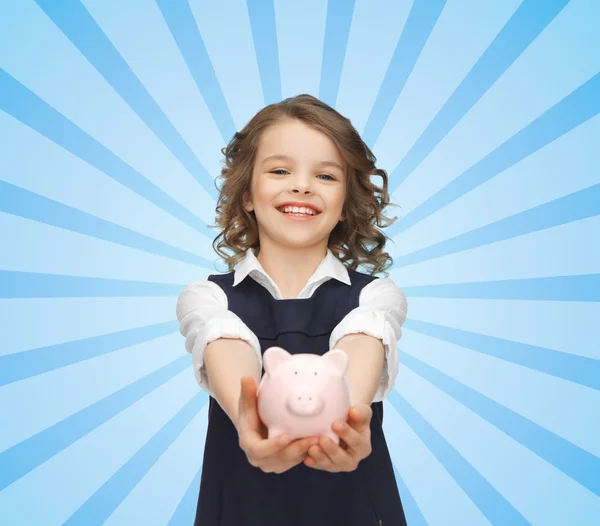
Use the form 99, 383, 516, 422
176, 280, 263, 426
333, 333, 385, 406
329, 277, 408, 404
204, 338, 261, 427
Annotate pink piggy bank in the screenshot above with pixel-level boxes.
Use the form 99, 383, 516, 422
257, 347, 351, 444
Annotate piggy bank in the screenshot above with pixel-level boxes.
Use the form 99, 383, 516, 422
257, 347, 351, 444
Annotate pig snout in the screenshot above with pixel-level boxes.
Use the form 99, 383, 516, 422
286, 389, 325, 417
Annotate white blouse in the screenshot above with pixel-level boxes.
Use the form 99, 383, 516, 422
176, 248, 407, 403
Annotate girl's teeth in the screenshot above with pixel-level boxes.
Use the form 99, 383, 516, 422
280, 206, 316, 215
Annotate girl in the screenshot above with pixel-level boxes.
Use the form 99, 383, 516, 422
177, 94, 408, 526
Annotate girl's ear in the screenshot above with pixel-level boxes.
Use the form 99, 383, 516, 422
242, 191, 253, 212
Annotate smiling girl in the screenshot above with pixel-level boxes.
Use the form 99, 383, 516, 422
177, 94, 408, 526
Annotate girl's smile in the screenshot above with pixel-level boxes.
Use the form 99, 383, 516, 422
276, 201, 322, 221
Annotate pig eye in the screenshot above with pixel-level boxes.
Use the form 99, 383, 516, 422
314, 372, 317, 375
294, 371, 297, 375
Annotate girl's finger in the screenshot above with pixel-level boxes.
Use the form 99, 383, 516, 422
261, 450, 308, 473
240, 377, 257, 410
304, 456, 319, 469
306, 444, 335, 471
246, 432, 285, 459
252, 434, 316, 460
319, 436, 352, 467
348, 404, 372, 432
237, 378, 265, 449
284, 436, 320, 457
237, 377, 252, 415
242, 432, 282, 464
331, 420, 364, 451
239, 377, 261, 429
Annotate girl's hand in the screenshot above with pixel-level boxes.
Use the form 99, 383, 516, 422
304, 404, 373, 472
236, 376, 319, 474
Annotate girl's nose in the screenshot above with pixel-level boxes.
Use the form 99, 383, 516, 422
292, 188, 313, 195
290, 174, 314, 194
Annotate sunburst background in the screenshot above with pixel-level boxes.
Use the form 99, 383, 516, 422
1, 0, 599, 524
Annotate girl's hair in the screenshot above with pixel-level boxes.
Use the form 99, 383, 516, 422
210, 94, 401, 277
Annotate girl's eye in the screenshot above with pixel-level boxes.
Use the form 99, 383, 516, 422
270, 169, 334, 181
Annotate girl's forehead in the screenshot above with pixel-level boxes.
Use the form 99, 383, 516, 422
259, 120, 338, 147
255, 124, 344, 166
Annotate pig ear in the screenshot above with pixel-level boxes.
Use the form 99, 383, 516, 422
322, 349, 348, 375
263, 347, 292, 374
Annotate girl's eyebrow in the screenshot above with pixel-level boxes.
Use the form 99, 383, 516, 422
261, 154, 344, 172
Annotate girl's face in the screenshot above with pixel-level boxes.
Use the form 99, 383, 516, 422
243, 118, 346, 251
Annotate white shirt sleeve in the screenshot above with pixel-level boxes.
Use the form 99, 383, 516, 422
176, 280, 263, 395
329, 278, 407, 403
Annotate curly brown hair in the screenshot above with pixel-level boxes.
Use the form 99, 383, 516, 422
210, 94, 401, 277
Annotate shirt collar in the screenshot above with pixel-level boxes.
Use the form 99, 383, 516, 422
233, 247, 351, 290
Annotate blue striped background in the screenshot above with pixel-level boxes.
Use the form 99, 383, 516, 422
1, 0, 598, 524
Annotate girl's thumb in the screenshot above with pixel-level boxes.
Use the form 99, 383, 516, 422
240, 377, 256, 407
238, 377, 249, 412
350, 405, 370, 425
237, 378, 254, 428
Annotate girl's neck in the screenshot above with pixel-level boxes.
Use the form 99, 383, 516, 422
255, 242, 328, 299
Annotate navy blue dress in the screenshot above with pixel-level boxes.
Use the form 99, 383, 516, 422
194, 269, 407, 526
